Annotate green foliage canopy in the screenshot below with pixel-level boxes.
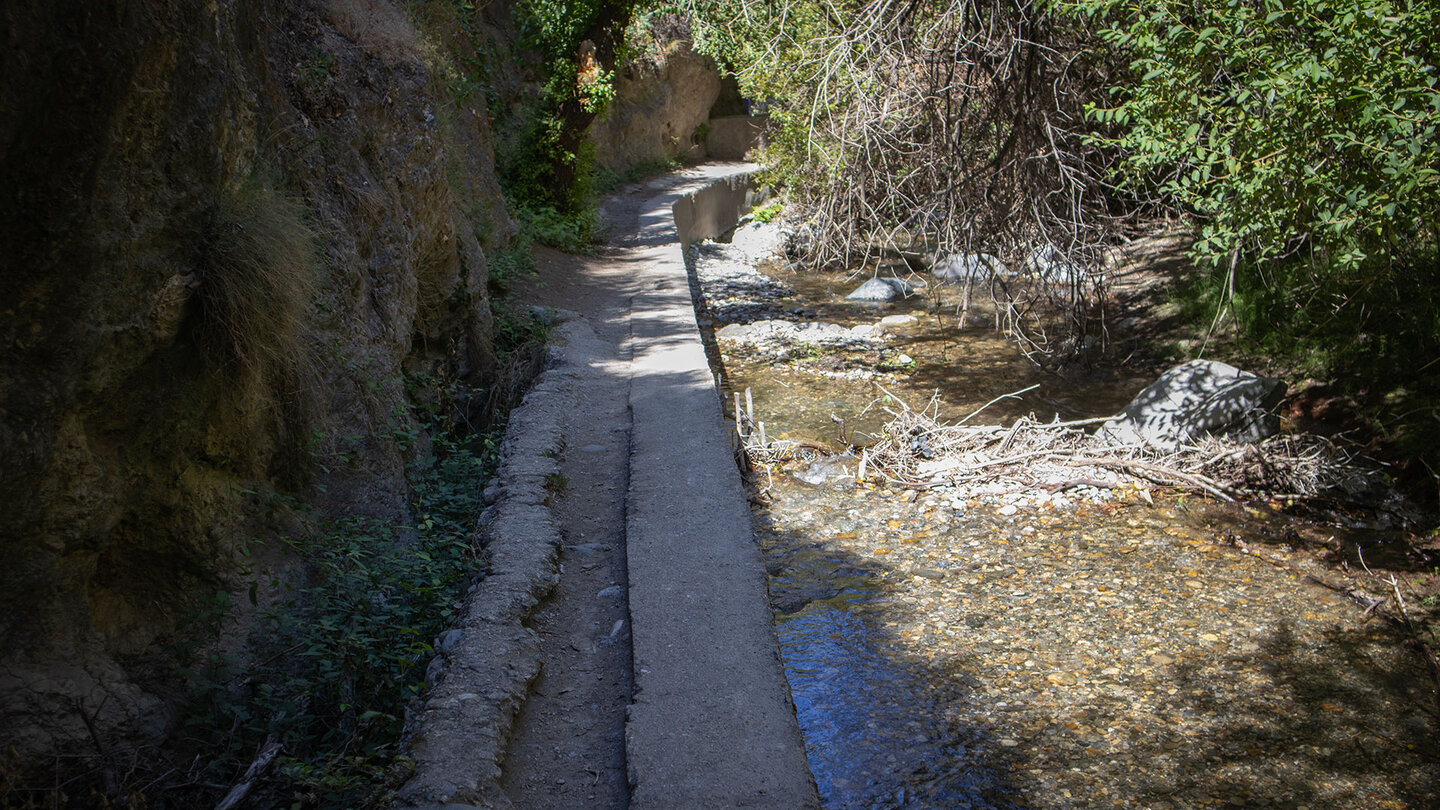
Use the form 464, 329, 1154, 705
1073, 0, 1440, 268
502, 0, 636, 217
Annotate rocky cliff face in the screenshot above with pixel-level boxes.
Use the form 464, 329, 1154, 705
0, 0, 512, 772
587, 35, 722, 174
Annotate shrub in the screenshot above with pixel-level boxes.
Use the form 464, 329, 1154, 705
512, 202, 601, 253
1072, 0, 1440, 269
182, 427, 497, 809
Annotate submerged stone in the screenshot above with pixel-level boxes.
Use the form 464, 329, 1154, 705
794, 456, 857, 486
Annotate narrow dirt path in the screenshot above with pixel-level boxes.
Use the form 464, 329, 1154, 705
498, 246, 638, 807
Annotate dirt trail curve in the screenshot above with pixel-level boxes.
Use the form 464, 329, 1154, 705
395, 165, 820, 810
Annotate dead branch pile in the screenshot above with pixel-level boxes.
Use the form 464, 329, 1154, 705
691, 0, 1130, 359
733, 382, 1357, 502
858, 392, 1354, 501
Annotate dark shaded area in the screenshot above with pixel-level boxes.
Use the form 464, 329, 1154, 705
757, 524, 1027, 809
1135, 621, 1438, 808
1112, 236, 1440, 518
0, 0, 518, 801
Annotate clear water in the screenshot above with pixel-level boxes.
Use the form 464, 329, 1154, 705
713, 263, 1433, 809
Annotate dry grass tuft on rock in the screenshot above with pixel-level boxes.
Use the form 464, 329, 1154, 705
321, 0, 422, 66
199, 176, 319, 381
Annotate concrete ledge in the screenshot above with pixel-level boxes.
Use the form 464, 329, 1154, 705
671, 171, 764, 247
395, 319, 601, 810
623, 176, 819, 809
396, 166, 816, 809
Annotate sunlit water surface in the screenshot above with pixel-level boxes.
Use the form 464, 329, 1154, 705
713, 263, 1435, 809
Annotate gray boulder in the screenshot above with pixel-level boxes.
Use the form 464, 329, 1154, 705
932, 253, 1010, 282
845, 276, 916, 301
715, 320, 794, 342
1100, 360, 1286, 451
1025, 244, 1087, 283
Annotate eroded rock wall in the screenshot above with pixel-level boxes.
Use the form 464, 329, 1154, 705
0, 0, 511, 769
587, 37, 721, 174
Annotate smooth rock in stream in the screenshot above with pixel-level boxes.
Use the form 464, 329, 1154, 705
727, 220, 788, 263
932, 253, 1010, 282
795, 321, 855, 340
1099, 359, 1286, 451
716, 320, 791, 341
1024, 244, 1088, 283
845, 277, 916, 301
716, 319, 882, 347
880, 314, 917, 326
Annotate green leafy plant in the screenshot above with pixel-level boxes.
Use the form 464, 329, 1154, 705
493, 0, 645, 240
300, 47, 336, 91
1070, 0, 1439, 270
543, 470, 570, 493
750, 200, 783, 224
178, 412, 502, 808
486, 232, 537, 297
513, 200, 601, 253
1058, 0, 1440, 478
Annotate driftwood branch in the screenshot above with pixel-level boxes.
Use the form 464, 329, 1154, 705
1063, 456, 1238, 501
704, 0, 1121, 361
214, 739, 282, 810
739, 386, 1357, 503
957, 383, 1040, 426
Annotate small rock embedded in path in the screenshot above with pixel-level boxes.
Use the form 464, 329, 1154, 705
438, 629, 464, 654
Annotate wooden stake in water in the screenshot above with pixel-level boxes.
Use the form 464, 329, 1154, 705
757, 421, 767, 448
745, 388, 754, 426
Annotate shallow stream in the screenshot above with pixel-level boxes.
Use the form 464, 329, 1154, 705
693, 235, 1438, 809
